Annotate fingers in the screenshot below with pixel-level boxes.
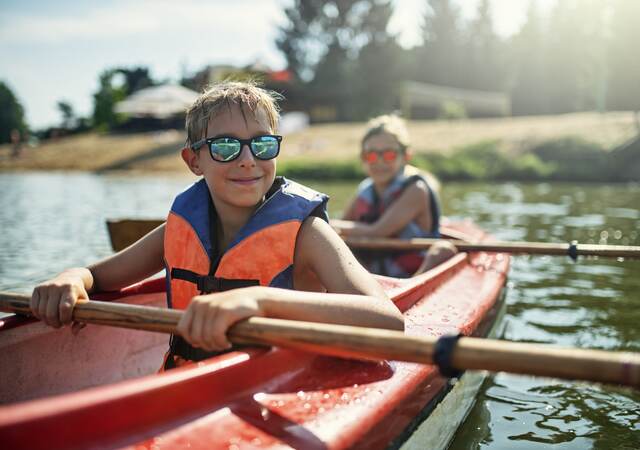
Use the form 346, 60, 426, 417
30, 288, 41, 319
177, 305, 194, 342
205, 306, 232, 351
178, 294, 261, 353
189, 300, 207, 349
59, 291, 75, 325
71, 321, 87, 336
45, 291, 63, 328
30, 279, 85, 329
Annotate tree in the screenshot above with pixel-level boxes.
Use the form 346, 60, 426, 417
607, 0, 640, 113
92, 69, 126, 131
509, 1, 548, 115
0, 81, 27, 144
462, 0, 504, 92
57, 101, 75, 130
91, 66, 156, 131
116, 67, 154, 96
416, 0, 463, 87
544, 1, 591, 113
277, 0, 400, 120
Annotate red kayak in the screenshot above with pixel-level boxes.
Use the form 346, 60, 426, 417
0, 221, 509, 449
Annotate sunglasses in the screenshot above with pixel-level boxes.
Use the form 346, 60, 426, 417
190, 134, 282, 162
362, 149, 402, 164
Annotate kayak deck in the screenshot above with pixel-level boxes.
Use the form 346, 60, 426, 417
0, 220, 509, 449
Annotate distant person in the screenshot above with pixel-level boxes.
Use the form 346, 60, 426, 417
10, 128, 22, 158
336, 114, 457, 277
30, 81, 403, 370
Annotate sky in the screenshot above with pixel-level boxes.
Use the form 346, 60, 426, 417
0, 0, 554, 129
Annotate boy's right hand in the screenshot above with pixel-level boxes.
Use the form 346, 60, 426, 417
30, 273, 90, 328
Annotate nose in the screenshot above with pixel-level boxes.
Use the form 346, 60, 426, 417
237, 144, 256, 167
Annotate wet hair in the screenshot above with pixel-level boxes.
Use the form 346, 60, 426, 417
185, 80, 283, 147
361, 114, 410, 152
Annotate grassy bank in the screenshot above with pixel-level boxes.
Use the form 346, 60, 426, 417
278, 135, 640, 182
1, 112, 637, 182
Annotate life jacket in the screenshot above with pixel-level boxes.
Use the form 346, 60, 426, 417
352, 165, 440, 278
162, 176, 328, 366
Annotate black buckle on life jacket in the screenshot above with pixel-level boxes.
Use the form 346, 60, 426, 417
171, 268, 260, 293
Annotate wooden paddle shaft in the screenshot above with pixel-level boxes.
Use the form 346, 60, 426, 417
106, 219, 640, 258
1, 293, 638, 388
344, 237, 640, 258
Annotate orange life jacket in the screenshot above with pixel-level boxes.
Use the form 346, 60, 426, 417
164, 177, 329, 310
162, 177, 328, 367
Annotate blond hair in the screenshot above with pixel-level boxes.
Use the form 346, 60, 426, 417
361, 114, 410, 151
185, 80, 282, 146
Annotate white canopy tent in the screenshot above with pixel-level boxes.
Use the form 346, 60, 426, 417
115, 84, 199, 119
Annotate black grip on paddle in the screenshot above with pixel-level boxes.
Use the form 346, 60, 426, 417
434, 333, 464, 378
568, 240, 579, 261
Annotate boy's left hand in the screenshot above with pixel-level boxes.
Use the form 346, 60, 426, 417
177, 288, 265, 352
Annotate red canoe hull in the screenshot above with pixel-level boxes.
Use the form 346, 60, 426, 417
0, 221, 509, 449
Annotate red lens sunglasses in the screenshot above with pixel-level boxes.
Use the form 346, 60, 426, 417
362, 149, 400, 164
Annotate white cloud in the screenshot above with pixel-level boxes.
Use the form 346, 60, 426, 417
0, 0, 287, 44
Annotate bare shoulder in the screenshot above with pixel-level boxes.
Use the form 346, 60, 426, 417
294, 216, 381, 295
296, 216, 346, 257
400, 179, 431, 206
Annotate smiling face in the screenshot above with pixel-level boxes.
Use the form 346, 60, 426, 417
182, 103, 277, 213
361, 132, 408, 188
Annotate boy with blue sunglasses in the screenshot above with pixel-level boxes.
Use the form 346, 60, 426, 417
30, 81, 403, 368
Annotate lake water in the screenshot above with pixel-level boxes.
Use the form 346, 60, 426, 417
0, 172, 638, 448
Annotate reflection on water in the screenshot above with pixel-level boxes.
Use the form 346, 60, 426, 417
0, 172, 195, 292
1, 174, 639, 448
444, 182, 640, 450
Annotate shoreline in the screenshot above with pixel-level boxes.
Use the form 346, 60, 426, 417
1, 112, 637, 182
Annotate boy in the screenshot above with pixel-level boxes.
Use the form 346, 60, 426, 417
336, 115, 456, 277
30, 82, 403, 369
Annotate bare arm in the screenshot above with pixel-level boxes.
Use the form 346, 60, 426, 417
341, 195, 359, 220
31, 224, 165, 328
338, 182, 431, 238
178, 217, 404, 352
89, 224, 165, 291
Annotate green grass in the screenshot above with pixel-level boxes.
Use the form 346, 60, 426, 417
279, 135, 639, 182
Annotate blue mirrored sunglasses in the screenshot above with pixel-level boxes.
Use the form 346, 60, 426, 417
190, 134, 282, 163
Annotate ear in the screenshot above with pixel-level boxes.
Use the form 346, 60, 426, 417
181, 147, 203, 176
404, 148, 413, 162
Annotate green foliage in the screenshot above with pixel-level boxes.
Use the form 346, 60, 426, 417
57, 101, 75, 129
278, 136, 631, 182
609, 135, 640, 182
116, 67, 154, 96
529, 136, 608, 181
0, 81, 27, 144
278, 158, 364, 180
607, 0, 640, 112
409, 140, 554, 181
92, 70, 127, 131
438, 100, 467, 120
277, 0, 399, 120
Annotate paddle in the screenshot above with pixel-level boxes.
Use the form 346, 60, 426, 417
105, 218, 640, 258
1, 292, 638, 389
342, 236, 640, 259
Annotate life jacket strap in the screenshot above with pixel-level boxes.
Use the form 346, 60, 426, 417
168, 335, 231, 363
171, 268, 260, 293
